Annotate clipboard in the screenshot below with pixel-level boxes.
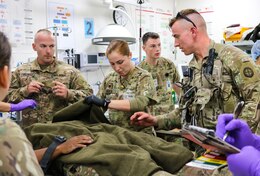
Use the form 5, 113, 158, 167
180, 125, 240, 154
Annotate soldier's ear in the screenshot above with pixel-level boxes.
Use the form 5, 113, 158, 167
32, 43, 37, 51
129, 52, 132, 59
0, 66, 9, 88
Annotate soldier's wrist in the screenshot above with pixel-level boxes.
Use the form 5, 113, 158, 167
66, 89, 74, 101
153, 116, 159, 127
22, 86, 30, 97
156, 116, 166, 130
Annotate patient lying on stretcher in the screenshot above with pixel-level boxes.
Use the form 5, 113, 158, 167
25, 100, 193, 176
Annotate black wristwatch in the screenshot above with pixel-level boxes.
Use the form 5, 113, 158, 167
40, 135, 67, 173
104, 99, 111, 108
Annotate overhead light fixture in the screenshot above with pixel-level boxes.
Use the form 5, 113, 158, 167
92, 24, 136, 45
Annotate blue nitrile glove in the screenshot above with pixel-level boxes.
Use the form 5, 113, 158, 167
10, 99, 37, 112
84, 95, 110, 108
251, 40, 260, 61
227, 146, 260, 176
216, 114, 260, 150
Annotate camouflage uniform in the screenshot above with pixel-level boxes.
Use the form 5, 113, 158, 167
97, 66, 157, 134
0, 118, 44, 175
51, 163, 99, 176
255, 64, 260, 73
156, 40, 260, 133
6, 59, 93, 128
177, 165, 232, 176
139, 57, 180, 116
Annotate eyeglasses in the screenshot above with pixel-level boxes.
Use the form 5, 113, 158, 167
176, 12, 197, 28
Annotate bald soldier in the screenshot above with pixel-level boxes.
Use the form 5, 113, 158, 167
6, 29, 93, 127
131, 9, 260, 134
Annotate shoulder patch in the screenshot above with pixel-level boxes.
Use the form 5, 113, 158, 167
243, 67, 254, 77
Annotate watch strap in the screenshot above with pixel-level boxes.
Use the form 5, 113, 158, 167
104, 99, 111, 108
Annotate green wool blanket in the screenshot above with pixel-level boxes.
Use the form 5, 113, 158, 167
24, 100, 193, 176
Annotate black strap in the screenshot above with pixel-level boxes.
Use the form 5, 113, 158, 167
40, 136, 66, 174
40, 141, 59, 174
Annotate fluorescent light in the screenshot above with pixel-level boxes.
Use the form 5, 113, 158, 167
92, 24, 136, 45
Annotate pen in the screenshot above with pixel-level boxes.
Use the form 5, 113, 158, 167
223, 101, 245, 141
187, 125, 215, 136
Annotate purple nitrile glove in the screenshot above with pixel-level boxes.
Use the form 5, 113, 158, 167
10, 99, 37, 112
216, 113, 260, 150
227, 146, 260, 176
216, 114, 234, 139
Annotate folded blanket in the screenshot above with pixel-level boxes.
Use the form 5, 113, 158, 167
52, 100, 110, 124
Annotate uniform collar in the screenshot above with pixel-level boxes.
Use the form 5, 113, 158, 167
31, 58, 58, 73
144, 57, 162, 66
189, 40, 216, 70
120, 66, 136, 81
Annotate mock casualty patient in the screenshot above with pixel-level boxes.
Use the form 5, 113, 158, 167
24, 99, 193, 176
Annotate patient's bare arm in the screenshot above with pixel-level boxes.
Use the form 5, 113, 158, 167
35, 135, 94, 162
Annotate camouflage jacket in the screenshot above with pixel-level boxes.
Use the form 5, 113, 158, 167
157, 40, 260, 132
139, 57, 180, 115
6, 59, 93, 127
0, 118, 44, 175
97, 66, 157, 133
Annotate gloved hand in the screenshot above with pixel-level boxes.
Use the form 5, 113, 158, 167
227, 146, 260, 176
84, 95, 110, 108
10, 99, 37, 112
216, 114, 260, 150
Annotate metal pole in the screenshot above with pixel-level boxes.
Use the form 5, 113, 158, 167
137, 0, 144, 62
54, 26, 58, 58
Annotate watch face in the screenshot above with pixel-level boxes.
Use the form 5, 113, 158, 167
55, 135, 67, 143
113, 5, 128, 26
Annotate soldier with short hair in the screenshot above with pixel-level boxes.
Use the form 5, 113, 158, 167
131, 9, 260, 133
6, 29, 93, 128
139, 32, 180, 116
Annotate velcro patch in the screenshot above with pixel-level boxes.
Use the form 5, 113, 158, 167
241, 57, 250, 62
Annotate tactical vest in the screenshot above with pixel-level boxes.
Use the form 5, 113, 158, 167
181, 44, 238, 129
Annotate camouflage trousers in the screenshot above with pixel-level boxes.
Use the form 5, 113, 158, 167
49, 163, 99, 176
57, 164, 176, 176
59, 164, 231, 176
62, 164, 99, 176
176, 165, 232, 176
51, 162, 231, 176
